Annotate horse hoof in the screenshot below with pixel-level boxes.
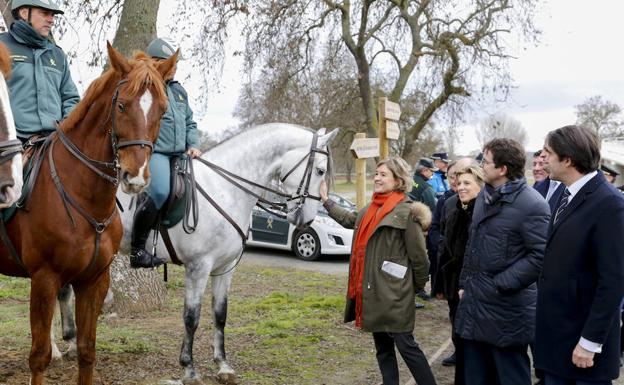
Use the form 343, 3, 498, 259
217, 372, 236, 385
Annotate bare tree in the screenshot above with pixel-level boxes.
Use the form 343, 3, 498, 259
575, 95, 624, 139
477, 113, 528, 147
202, 0, 540, 159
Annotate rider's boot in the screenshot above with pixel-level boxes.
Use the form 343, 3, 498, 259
129, 195, 167, 268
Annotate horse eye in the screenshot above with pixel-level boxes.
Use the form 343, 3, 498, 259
317, 168, 326, 176
117, 103, 126, 113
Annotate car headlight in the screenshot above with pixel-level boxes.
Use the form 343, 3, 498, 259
313, 215, 342, 228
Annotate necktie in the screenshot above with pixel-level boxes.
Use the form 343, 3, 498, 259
553, 188, 571, 224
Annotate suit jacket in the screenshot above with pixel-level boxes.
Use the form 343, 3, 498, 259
534, 178, 566, 212
534, 173, 624, 381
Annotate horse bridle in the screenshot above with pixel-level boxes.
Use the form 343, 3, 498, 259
195, 132, 330, 222
0, 139, 23, 165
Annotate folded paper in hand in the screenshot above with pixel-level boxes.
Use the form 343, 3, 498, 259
381, 261, 407, 279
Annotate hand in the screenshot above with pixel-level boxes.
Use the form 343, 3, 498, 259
319, 180, 329, 202
435, 293, 445, 300
458, 289, 464, 299
187, 147, 202, 158
572, 343, 595, 369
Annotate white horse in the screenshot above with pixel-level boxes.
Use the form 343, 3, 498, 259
109, 123, 337, 384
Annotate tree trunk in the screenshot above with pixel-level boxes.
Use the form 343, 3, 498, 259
111, 0, 160, 57
107, 0, 166, 314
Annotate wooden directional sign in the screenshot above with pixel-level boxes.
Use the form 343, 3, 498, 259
384, 100, 401, 121
350, 138, 380, 159
386, 120, 400, 140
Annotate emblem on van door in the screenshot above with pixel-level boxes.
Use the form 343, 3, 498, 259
267, 217, 273, 229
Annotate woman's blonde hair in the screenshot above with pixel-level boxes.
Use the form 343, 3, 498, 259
455, 165, 485, 188
377, 157, 412, 193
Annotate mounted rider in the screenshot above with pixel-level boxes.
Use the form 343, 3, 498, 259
129, 37, 202, 269
0, 0, 80, 144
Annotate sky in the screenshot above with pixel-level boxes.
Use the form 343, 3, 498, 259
37, 0, 624, 153
180, 0, 624, 154
456, 0, 624, 154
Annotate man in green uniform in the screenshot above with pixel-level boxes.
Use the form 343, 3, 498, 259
129, 37, 201, 268
0, 0, 80, 143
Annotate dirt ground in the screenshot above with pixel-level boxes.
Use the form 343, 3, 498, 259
1, 255, 621, 385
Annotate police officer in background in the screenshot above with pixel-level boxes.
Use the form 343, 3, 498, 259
129, 37, 201, 269
0, 0, 80, 143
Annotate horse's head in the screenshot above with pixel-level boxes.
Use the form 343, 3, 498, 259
0, 42, 22, 208
106, 42, 178, 194
280, 128, 339, 229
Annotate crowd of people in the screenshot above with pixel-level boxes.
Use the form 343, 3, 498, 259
322, 125, 624, 385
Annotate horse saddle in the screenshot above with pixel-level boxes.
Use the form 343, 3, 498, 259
1, 135, 49, 223
155, 155, 196, 230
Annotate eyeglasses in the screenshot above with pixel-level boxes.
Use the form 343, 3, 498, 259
480, 158, 495, 166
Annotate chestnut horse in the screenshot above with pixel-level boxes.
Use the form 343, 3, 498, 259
0, 43, 177, 385
0, 42, 24, 208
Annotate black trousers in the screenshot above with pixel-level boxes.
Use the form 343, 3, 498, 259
463, 339, 531, 385
447, 295, 465, 385
372, 332, 437, 385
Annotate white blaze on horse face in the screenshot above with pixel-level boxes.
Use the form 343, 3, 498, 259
139, 90, 154, 126
127, 159, 149, 187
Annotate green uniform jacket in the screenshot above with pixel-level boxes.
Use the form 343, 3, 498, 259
0, 21, 80, 138
154, 80, 198, 154
326, 199, 431, 333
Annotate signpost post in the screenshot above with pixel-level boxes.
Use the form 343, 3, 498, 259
350, 133, 380, 209
378, 97, 401, 159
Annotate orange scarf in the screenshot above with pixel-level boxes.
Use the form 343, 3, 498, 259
349, 191, 405, 328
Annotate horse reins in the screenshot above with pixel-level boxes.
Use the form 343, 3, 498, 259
47, 79, 155, 273
189, 132, 329, 277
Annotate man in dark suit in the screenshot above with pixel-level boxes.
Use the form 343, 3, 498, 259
535, 125, 624, 385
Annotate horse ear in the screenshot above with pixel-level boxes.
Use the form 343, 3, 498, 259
317, 128, 340, 148
156, 49, 180, 80
107, 41, 131, 76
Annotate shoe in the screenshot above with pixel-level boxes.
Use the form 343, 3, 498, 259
416, 289, 431, 301
129, 247, 166, 268
442, 352, 456, 366
129, 195, 164, 269
415, 302, 425, 309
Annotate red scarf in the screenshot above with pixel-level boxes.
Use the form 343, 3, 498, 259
349, 191, 405, 328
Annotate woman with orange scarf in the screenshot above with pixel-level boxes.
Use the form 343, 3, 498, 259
320, 157, 437, 385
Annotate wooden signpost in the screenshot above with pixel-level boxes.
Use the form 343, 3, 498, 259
350, 133, 379, 209
378, 97, 401, 159
349, 98, 401, 210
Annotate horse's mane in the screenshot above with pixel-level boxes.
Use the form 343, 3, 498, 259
62, 51, 167, 131
207, 123, 335, 185
0, 43, 11, 79
211, 123, 315, 150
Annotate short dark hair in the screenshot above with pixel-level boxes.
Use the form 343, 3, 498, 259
483, 138, 526, 180
545, 125, 600, 174
533, 150, 542, 158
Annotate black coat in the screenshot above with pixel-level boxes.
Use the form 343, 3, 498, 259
434, 195, 474, 300
535, 173, 624, 381
455, 179, 550, 347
